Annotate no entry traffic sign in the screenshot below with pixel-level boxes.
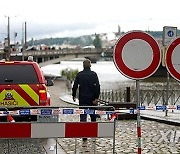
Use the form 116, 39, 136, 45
113, 31, 161, 80
166, 37, 180, 81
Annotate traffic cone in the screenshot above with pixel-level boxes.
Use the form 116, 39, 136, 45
110, 113, 117, 122
7, 114, 15, 122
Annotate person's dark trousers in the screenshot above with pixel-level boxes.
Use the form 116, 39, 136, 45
80, 114, 96, 141
80, 114, 96, 122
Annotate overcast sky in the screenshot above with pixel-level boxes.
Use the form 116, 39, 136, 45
0, 0, 180, 42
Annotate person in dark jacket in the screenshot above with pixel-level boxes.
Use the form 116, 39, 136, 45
72, 59, 100, 141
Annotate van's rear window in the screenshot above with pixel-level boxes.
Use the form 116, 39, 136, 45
0, 65, 39, 84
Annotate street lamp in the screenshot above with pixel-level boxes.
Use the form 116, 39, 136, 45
4, 16, 10, 60
4, 15, 19, 60
7, 16, 10, 59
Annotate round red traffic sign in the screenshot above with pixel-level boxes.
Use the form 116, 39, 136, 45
166, 37, 180, 81
113, 31, 161, 80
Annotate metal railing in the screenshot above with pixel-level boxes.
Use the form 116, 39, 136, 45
99, 88, 180, 106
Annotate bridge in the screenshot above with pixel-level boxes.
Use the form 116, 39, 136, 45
9, 48, 113, 67
3, 48, 167, 77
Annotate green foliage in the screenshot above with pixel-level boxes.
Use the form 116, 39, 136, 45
146, 31, 163, 38
61, 68, 79, 82
29, 35, 93, 47
93, 33, 102, 49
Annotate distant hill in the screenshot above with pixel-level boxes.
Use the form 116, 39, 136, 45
27, 30, 180, 47
28, 35, 94, 47
147, 31, 162, 38
148, 29, 180, 38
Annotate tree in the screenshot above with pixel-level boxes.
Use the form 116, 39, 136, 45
61, 68, 79, 82
61, 68, 79, 90
93, 33, 102, 49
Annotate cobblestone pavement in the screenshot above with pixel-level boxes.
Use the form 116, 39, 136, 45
56, 115, 180, 154
0, 139, 46, 154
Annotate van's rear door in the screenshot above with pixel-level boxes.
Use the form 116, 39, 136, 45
0, 64, 40, 107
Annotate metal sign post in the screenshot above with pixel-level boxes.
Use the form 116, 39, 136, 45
136, 80, 141, 154
113, 31, 161, 154
163, 26, 177, 117
166, 72, 170, 116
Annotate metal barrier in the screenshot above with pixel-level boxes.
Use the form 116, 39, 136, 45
3, 105, 179, 153
0, 106, 116, 154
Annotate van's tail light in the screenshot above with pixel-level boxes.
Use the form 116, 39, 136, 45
39, 84, 48, 106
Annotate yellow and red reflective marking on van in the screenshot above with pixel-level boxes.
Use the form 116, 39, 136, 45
0, 84, 39, 107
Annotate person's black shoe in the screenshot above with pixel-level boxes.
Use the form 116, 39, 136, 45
96, 114, 100, 118
82, 138, 87, 142
82, 138, 87, 147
